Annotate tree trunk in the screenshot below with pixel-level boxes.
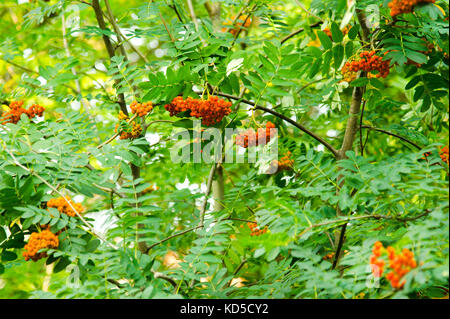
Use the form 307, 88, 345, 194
212, 164, 225, 212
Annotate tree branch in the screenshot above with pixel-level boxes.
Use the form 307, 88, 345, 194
333, 4, 371, 269
104, 0, 128, 58
102, 1, 149, 64
2, 58, 79, 95
355, 6, 370, 44
91, 0, 128, 115
153, 270, 178, 288
294, 0, 323, 21
209, 91, 339, 157
280, 21, 323, 44
360, 125, 422, 150
299, 210, 433, 239
145, 217, 256, 253
199, 163, 217, 227
204, 1, 221, 31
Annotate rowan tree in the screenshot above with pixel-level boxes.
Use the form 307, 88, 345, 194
0, 0, 448, 299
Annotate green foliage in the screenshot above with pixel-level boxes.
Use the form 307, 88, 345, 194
0, 0, 448, 299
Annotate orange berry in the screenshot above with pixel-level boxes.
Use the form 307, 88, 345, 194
130, 101, 153, 117
236, 122, 276, 148
1, 101, 45, 125
47, 196, 84, 217
341, 51, 391, 83
23, 230, 59, 262
388, 0, 435, 17
164, 96, 231, 126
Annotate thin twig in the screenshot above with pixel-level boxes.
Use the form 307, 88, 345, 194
294, 0, 323, 21
233, 259, 247, 275
153, 271, 178, 288
159, 11, 175, 42
299, 210, 433, 239
102, 1, 149, 63
280, 21, 323, 44
145, 217, 256, 253
92, 114, 138, 152
104, 0, 128, 58
2, 58, 79, 94
360, 125, 422, 150
332, 4, 371, 269
359, 95, 366, 156
231, 5, 256, 46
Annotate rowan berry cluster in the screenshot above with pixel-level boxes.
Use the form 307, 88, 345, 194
386, 246, 417, 289
222, 15, 252, 35
130, 101, 153, 117
323, 252, 335, 260
247, 222, 268, 236
142, 185, 159, 194
341, 64, 358, 83
369, 241, 417, 289
235, 122, 276, 148
47, 196, 84, 217
341, 51, 391, 82
273, 151, 294, 172
422, 145, 449, 165
439, 145, 449, 165
23, 229, 59, 261
1, 100, 44, 125
369, 241, 385, 277
114, 111, 142, 140
388, 0, 435, 17
164, 96, 232, 126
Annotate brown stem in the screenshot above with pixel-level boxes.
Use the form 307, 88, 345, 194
145, 217, 256, 253
104, 0, 128, 59
294, 0, 323, 21
299, 210, 432, 239
103, 0, 149, 64
359, 96, 366, 156
199, 163, 217, 227
338, 81, 365, 160
231, 7, 255, 44
204, 1, 221, 31
2, 58, 79, 94
332, 223, 346, 269
332, 5, 370, 269
91, 0, 128, 115
212, 164, 225, 212
355, 7, 370, 43
153, 271, 178, 288
281, 21, 323, 44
